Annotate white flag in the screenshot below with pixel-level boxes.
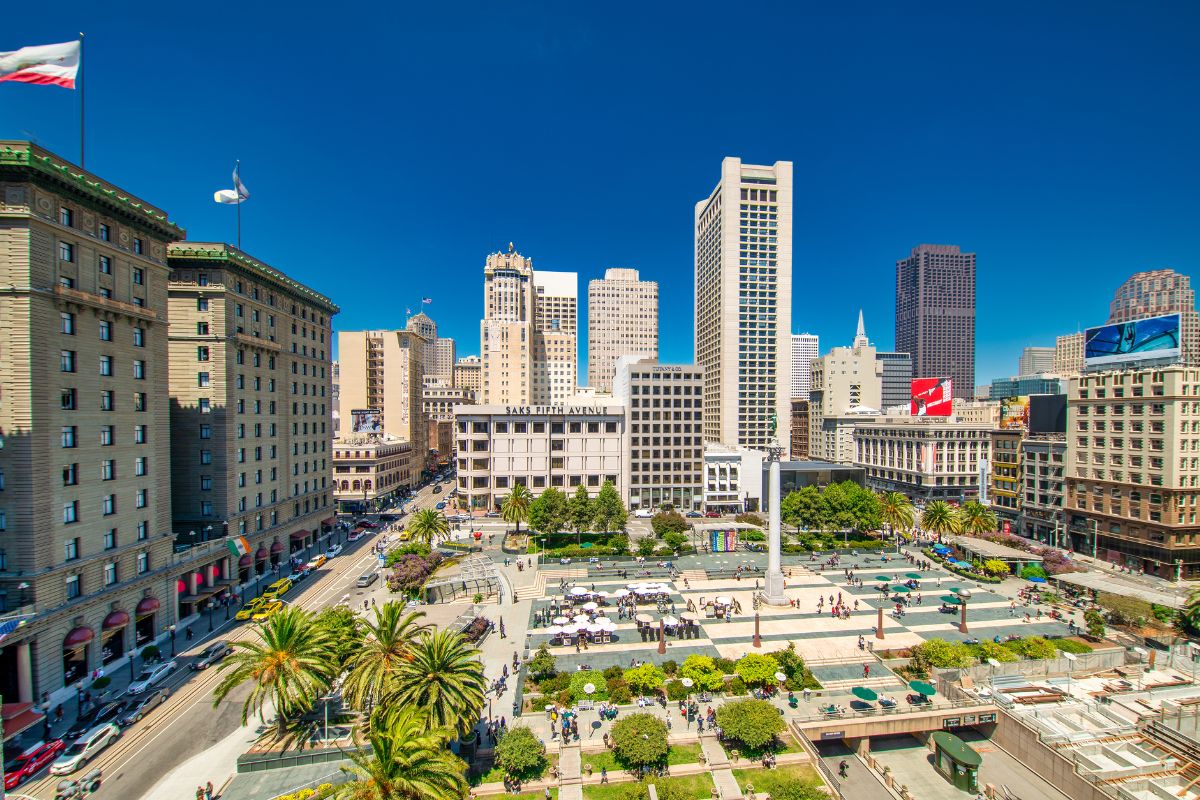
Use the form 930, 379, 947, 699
213, 163, 249, 205
0, 41, 80, 89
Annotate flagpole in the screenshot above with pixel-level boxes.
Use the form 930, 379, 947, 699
78, 32, 85, 168
236, 160, 241, 250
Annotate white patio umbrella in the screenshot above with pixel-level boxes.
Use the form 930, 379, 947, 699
775, 672, 788, 683
635, 613, 653, 624
594, 590, 610, 598
662, 616, 679, 626
573, 614, 589, 623
613, 589, 631, 598
593, 617, 612, 626
545, 625, 564, 635
582, 602, 599, 611
716, 596, 733, 606
586, 624, 604, 634
553, 616, 569, 626
680, 677, 694, 688
570, 586, 589, 596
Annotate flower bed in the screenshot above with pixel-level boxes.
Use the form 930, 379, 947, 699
387, 551, 444, 595
923, 549, 1003, 583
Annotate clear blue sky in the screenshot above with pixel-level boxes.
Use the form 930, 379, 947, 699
4, 1, 1198, 384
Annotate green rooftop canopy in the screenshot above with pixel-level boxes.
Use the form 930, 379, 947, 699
874, 575, 892, 582
940, 595, 962, 605
890, 586, 911, 594
930, 731, 981, 767
910, 680, 937, 697
852, 687, 878, 702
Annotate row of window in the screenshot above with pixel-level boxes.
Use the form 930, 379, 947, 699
62, 488, 149, 525
61, 425, 148, 448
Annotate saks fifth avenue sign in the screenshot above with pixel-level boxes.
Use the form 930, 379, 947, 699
504, 405, 610, 415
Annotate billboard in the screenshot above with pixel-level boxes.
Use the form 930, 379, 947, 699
350, 408, 383, 433
1029, 394, 1067, 434
999, 396, 1030, 430
911, 377, 953, 417
1085, 313, 1181, 367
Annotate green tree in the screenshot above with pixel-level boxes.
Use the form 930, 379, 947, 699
339, 705, 468, 800
981, 559, 1011, 577
502, 483, 533, 533
493, 726, 547, 781
609, 713, 669, 767
569, 669, 609, 702
528, 644, 557, 681
781, 486, 824, 534
213, 605, 336, 741
342, 604, 430, 712
314, 604, 363, 673
771, 642, 806, 685
407, 508, 450, 548
1084, 609, 1107, 639
879, 491, 915, 538
636, 536, 657, 556
623, 663, 666, 695
663, 531, 688, 551
389, 629, 486, 737
971, 641, 1018, 663
592, 480, 628, 532
651, 510, 688, 539
921, 500, 962, 540
715, 698, 785, 750
567, 485, 593, 533
1181, 585, 1200, 638
680, 654, 724, 692
734, 654, 780, 688
956, 501, 998, 535
911, 639, 973, 671
529, 487, 567, 536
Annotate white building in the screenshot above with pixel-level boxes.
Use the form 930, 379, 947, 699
533, 270, 578, 405
587, 268, 658, 392
854, 418, 993, 503
790, 333, 819, 399
808, 312, 884, 464
695, 157, 793, 451
703, 444, 764, 514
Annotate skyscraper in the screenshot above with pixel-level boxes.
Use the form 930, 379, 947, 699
587, 268, 658, 392
895, 243, 976, 398
808, 314, 883, 464
789, 333, 819, 399
1107, 268, 1199, 365
405, 312, 455, 387
1018, 346, 1055, 376
480, 246, 535, 405
876, 351, 914, 410
337, 328, 427, 459
533, 270, 578, 404
695, 157, 793, 450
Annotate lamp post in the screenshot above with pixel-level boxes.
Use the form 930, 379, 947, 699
1092, 519, 1099, 560
957, 589, 972, 635
1062, 650, 1077, 698
204, 525, 213, 542
168, 624, 176, 656
224, 595, 231, 620
207, 599, 215, 632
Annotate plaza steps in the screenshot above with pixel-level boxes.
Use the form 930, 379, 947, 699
818, 675, 905, 692
677, 569, 707, 584
513, 568, 589, 600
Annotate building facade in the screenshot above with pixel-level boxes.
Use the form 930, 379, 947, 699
790, 399, 810, 461
1065, 366, 1200, 580
1020, 435, 1067, 546
1019, 347, 1056, 376
877, 351, 914, 411
406, 312, 455, 387
0, 143, 182, 702
167, 242, 338, 572
1108, 269, 1199, 365
587, 268, 658, 392
808, 314, 883, 464
454, 355, 482, 396
533, 270, 579, 404
895, 243, 976, 399
453, 401, 626, 511
337, 329, 427, 469
332, 436, 413, 513
694, 157, 792, 450
703, 445, 764, 514
854, 419, 993, 503
790, 333, 819, 400
1055, 332, 1085, 377
989, 429, 1023, 529
481, 247, 535, 405
613, 358, 703, 511
422, 386, 476, 421
990, 374, 1066, 399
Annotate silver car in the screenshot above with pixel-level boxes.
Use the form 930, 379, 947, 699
117, 686, 170, 726
126, 659, 176, 694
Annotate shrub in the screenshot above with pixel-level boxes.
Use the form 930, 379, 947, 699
624, 663, 666, 695
539, 673, 570, 695
660, 659, 678, 676
911, 639, 973, 670
387, 552, 445, 595
681, 655, 724, 691
968, 641, 1018, 663
1019, 564, 1047, 580
715, 698, 785, 749
663, 532, 689, 551
982, 559, 1011, 577
727, 676, 747, 695
664, 680, 688, 701
1084, 609, 1106, 639
735, 653, 780, 688
529, 645, 557, 681
495, 726, 547, 780
741, 529, 766, 542
636, 537, 657, 557
603, 665, 624, 681
610, 713, 669, 766
1098, 594, 1153, 627
714, 657, 738, 674
569, 670, 608, 702
610, 684, 633, 704
609, 534, 630, 555
1054, 639, 1094, 654
736, 513, 766, 527
1003, 636, 1059, 660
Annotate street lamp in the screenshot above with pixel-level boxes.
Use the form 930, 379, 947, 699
168, 624, 177, 656
207, 599, 215, 632
986, 657, 1001, 692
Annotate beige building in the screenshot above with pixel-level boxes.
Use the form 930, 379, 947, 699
533, 270, 578, 404
0, 142, 180, 702
481, 247, 535, 405
952, 398, 1002, 426
613, 357, 703, 511
808, 313, 883, 464
694, 157, 793, 451
454, 400, 626, 511
587, 268, 658, 392
332, 435, 414, 512
167, 242, 339, 575
454, 355, 482, 395
406, 312, 455, 387
1055, 332, 1085, 376
854, 418, 993, 503
337, 328, 427, 470
1108, 269, 1199, 365
423, 386, 477, 421
1065, 366, 1200, 580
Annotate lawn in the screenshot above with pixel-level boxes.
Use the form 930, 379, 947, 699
580, 743, 703, 776
512, 790, 558, 800
731, 764, 824, 797
582, 772, 715, 800
725, 732, 804, 761
470, 753, 558, 786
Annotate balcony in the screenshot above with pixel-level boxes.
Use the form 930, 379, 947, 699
52, 284, 162, 323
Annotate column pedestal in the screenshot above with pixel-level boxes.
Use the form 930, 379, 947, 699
762, 459, 790, 606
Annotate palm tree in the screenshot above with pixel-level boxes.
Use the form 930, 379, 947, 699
1179, 586, 1200, 639
921, 500, 961, 542
337, 706, 468, 800
213, 605, 336, 741
956, 500, 999, 536
342, 604, 431, 713
879, 491, 915, 542
406, 508, 449, 548
501, 483, 532, 533
388, 629, 486, 737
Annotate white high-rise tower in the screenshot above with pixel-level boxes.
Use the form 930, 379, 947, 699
790, 333, 819, 399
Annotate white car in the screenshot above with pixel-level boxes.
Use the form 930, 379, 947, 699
325, 544, 344, 558
126, 659, 176, 695
50, 723, 119, 775
634, 509, 655, 518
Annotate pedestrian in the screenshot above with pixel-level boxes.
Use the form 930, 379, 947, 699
863, 663, 870, 678
196, 786, 206, 800
205, 781, 214, 800
186, 625, 194, 641
600, 767, 608, 783
838, 759, 850, 778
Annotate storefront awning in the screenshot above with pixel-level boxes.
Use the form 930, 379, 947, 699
238, 553, 254, 567
321, 517, 336, 526
270, 541, 285, 554
102, 611, 130, 630
255, 546, 269, 560
2, 703, 44, 742
63, 626, 94, 648
289, 529, 309, 540
136, 596, 161, 617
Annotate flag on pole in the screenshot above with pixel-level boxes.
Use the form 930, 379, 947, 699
0, 40, 81, 88
226, 535, 251, 558
421, 297, 432, 304
213, 163, 250, 204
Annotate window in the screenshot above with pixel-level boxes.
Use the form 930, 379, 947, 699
60, 207, 73, 226
104, 562, 117, 586
61, 350, 76, 372
99, 255, 112, 274
101, 460, 115, 481
103, 494, 116, 515
99, 223, 110, 241
100, 355, 113, 376
101, 390, 114, 411
99, 320, 112, 341
200, 476, 213, 491
137, 552, 149, 574
98, 287, 112, 299
136, 489, 147, 508
61, 387, 77, 410
133, 237, 143, 254
197, 346, 210, 361
62, 463, 78, 486
137, 520, 148, 541
134, 392, 146, 411
200, 449, 212, 464
133, 327, 145, 347
132, 267, 144, 285
63, 501, 78, 525
199, 398, 211, 413
59, 242, 74, 262
197, 322, 209, 335
100, 426, 114, 446
198, 298, 209, 311
66, 575, 81, 600
200, 424, 211, 439
61, 426, 77, 448
198, 372, 210, 388
104, 529, 117, 550
133, 360, 146, 380
60, 312, 75, 334
59, 276, 74, 289
200, 501, 213, 516
134, 425, 147, 444
135, 456, 147, 476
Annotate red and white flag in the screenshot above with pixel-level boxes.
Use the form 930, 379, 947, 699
0, 41, 81, 89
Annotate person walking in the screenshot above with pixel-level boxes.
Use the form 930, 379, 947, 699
838, 759, 850, 778
205, 781, 214, 800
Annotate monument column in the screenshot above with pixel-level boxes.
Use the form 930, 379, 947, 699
762, 456, 789, 605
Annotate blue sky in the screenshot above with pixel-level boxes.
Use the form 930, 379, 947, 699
4, 1, 1198, 384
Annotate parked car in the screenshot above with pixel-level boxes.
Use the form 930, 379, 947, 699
117, 686, 170, 726
325, 544, 344, 558
435, 502, 446, 510
634, 509, 655, 518
307, 554, 328, 570
287, 567, 310, 583
64, 701, 129, 743
359, 520, 378, 529
191, 640, 233, 671
484, 511, 500, 518
50, 724, 119, 775
262, 577, 293, 600
347, 529, 365, 543
704, 511, 721, 518
4, 738, 66, 789
685, 511, 703, 518
127, 659, 176, 695
235, 597, 266, 621
356, 572, 379, 588
251, 600, 284, 621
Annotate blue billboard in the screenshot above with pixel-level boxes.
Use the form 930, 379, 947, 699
1085, 313, 1181, 367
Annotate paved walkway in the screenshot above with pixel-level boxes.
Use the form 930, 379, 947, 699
700, 734, 730, 768
814, 740, 892, 800
712, 768, 743, 800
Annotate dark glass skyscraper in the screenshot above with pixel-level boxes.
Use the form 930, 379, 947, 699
895, 244, 976, 399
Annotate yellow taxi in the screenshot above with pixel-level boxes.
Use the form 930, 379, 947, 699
262, 577, 293, 600
398, 530, 412, 541
251, 600, 284, 621
307, 554, 327, 570
235, 597, 266, 621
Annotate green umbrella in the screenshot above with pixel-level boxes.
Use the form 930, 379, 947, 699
890, 586, 911, 594
905, 573, 923, 580
852, 686, 878, 702
874, 575, 892, 582
910, 680, 937, 697
939, 595, 962, 604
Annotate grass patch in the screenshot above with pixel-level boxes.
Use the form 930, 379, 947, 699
724, 732, 804, 762
582, 773, 715, 800
580, 743, 703, 776
470, 753, 558, 786
732, 764, 823, 796
512, 791, 558, 800
1053, 638, 1094, 654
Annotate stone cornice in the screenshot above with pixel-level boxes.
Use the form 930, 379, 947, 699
168, 242, 340, 315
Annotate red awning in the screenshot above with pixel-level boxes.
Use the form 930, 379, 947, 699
289, 530, 308, 540
238, 553, 253, 567
102, 611, 130, 630
270, 541, 285, 554
136, 597, 161, 616
321, 517, 336, 526
255, 546, 268, 560
2, 703, 44, 742
63, 626, 94, 648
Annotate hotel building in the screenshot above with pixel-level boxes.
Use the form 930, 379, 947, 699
854, 418, 993, 503
587, 268, 658, 392
337, 328, 427, 469
332, 436, 414, 513
808, 314, 883, 464
454, 355, 482, 396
